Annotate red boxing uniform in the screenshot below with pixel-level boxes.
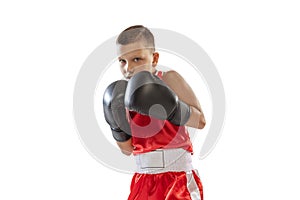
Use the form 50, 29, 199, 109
127, 71, 203, 200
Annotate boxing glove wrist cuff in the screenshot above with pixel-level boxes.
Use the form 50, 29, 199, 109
168, 101, 191, 126
111, 128, 132, 142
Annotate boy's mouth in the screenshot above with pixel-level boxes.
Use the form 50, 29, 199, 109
125, 72, 133, 79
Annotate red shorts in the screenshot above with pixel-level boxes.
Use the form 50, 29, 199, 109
128, 170, 203, 200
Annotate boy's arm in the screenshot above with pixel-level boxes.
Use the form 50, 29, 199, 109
116, 139, 133, 156
162, 70, 206, 129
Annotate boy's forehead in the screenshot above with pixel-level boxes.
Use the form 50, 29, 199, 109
117, 42, 151, 57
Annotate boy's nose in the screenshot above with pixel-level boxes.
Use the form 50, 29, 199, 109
125, 63, 134, 74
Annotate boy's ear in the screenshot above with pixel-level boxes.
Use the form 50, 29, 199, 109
152, 52, 159, 66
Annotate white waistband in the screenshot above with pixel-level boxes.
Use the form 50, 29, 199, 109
134, 148, 194, 174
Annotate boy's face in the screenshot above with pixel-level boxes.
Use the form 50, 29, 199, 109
117, 41, 159, 79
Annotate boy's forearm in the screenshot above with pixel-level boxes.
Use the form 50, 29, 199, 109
116, 139, 134, 156
186, 106, 206, 129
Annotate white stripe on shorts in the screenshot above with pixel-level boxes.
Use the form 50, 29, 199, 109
186, 170, 201, 200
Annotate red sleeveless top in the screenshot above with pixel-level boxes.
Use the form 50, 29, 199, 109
128, 71, 193, 155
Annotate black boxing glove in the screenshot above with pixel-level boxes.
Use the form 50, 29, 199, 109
124, 71, 190, 126
103, 80, 131, 142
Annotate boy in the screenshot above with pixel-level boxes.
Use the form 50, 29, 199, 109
103, 25, 206, 199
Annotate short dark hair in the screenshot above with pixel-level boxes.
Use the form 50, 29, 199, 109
116, 25, 155, 51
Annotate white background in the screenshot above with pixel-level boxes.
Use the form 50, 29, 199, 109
1, 0, 299, 199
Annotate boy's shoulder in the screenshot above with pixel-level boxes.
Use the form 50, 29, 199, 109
162, 70, 183, 82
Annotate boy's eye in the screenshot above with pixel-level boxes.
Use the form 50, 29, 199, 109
119, 59, 126, 64
133, 58, 140, 62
